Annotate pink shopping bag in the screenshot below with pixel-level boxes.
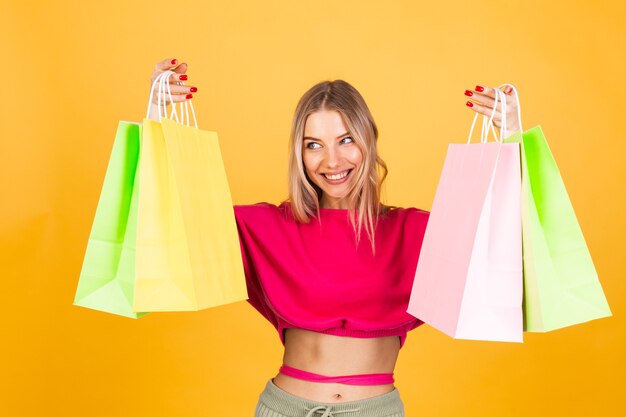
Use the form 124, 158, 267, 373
407, 86, 523, 342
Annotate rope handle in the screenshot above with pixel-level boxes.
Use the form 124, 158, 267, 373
145, 70, 198, 128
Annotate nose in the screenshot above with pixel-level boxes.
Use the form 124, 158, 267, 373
324, 146, 341, 169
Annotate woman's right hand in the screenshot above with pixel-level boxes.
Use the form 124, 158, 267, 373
147, 58, 197, 121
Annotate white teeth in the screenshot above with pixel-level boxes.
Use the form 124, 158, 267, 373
324, 170, 349, 180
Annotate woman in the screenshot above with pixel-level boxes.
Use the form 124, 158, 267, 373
148, 57, 521, 417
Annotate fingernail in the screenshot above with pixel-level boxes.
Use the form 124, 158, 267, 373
475, 85, 484, 92
464, 90, 473, 97
186, 94, 193, 99
180, 75, 188, 81
506, 87, 513, 94
190, 87, 197, 92
466, 101, 474, 107
171, 59, 177, 65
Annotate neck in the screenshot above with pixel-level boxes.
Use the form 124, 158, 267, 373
320, 196, 353, 210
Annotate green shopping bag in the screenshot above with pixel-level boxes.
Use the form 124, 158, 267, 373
504, 125, 611, 331
73, 121, 149, 318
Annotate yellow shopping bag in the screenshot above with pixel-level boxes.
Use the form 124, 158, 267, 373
133, 72, 247, 312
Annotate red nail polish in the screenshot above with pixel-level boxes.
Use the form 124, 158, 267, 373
464, 90, 473, 97
186, 94, 193, 99
466, 101, 474, 107
506, 87, 513, 94
171, 59, 177, 65
190, 87, 197, 92
180, 75, 188, 81
475, 85, 484, 92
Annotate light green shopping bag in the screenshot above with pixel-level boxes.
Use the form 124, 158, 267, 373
504, 125, 611, 331
73, 121, 149, 318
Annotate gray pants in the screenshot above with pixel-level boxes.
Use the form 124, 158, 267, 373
254, 378, 406, 417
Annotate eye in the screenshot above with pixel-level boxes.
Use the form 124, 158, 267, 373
305, 142, 321, 149
340, 136, 354, 144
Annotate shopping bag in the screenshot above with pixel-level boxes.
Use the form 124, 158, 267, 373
407, 87, 523, 342
73, 121, 149, 318
503, 126, 612, 331
133, 71, 248, 312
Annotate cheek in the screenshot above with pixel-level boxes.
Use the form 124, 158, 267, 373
302, 153, 318, 175
349, 148, 364, 165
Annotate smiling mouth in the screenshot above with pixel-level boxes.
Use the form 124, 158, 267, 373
321, 169, 353, 182
324, 169, 349, 179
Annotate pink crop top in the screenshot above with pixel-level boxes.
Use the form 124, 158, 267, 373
233, 201, 430, 349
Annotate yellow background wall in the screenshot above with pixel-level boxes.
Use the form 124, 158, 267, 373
1, 1, 624, 416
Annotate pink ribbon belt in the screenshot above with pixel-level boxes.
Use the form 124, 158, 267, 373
278, 364, 395, 386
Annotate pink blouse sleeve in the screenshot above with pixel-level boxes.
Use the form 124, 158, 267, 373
233, 205, 279, 329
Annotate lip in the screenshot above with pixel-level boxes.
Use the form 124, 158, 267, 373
321, 169, 352, 184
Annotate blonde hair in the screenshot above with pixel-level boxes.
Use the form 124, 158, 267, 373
282, 80, 395, 255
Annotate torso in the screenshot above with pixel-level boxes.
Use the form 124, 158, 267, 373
272, 328, 401, 403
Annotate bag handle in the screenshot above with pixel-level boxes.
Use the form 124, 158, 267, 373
497, 82, 523, 136
161, 71, 198, 128
145, 70, 198, 128
466, 83, 522, 144
467, 87, 504, 144
145, 71, 175, 121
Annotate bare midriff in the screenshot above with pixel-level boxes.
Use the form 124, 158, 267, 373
271, 328, 401, 403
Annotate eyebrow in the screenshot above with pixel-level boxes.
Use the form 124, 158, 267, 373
303, 132, 350, 141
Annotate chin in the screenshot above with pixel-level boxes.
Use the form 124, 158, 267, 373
320, 191, 349, 201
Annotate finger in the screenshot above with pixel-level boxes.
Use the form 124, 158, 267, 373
473, 84, 497, 100
158, 71, 190, 83
466, 93, 495, 111
152, 91, 193, 105
150, 71, 192, 87
506, 93, 517, 109
153, 83, 196, 95
466, 85, 499, 108
155, 57, 180, 72
172, 62, 188, 74
470, 84, 512, 107
466, 100, 502, 121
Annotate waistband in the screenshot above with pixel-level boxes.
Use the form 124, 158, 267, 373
279, 364, 395, 385
259, 378, 404, 417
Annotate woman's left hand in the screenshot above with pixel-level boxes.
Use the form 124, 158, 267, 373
464, 85, 521, 135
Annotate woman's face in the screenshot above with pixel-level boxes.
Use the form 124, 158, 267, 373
302, 109, 363, 209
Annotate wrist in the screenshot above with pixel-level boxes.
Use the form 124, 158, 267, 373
505, 124, 521, 136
